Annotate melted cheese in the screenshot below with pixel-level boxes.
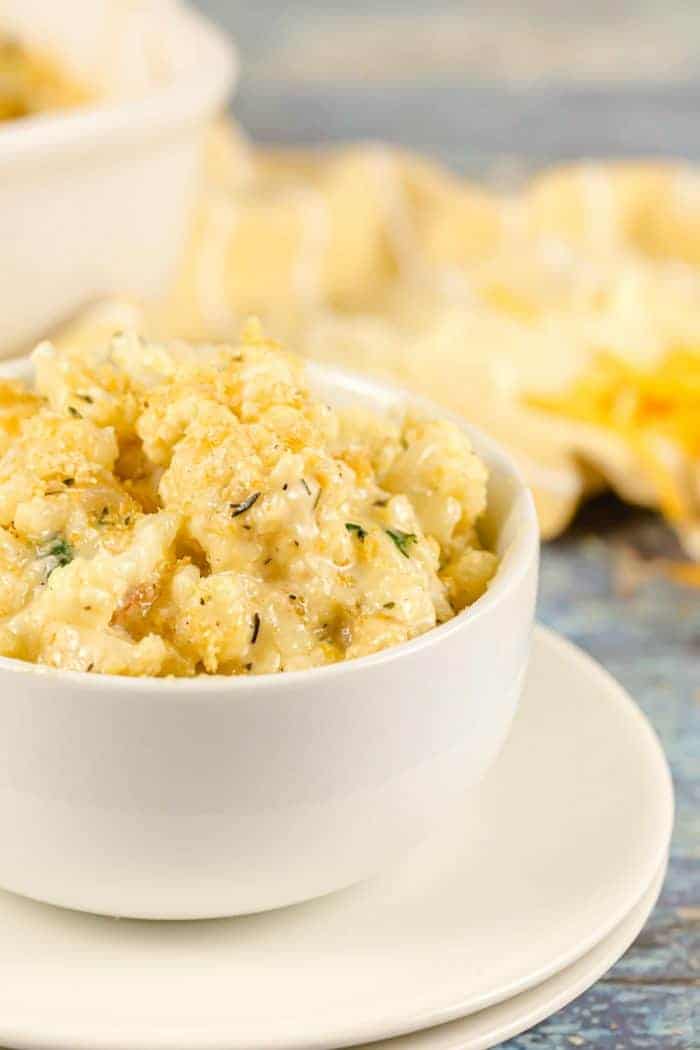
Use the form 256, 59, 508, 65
528, 350, 700, 524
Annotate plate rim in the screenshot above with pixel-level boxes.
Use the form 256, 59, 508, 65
356, 856, 668, 1050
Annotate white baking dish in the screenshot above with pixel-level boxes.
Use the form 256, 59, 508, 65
0, 0, 236, 354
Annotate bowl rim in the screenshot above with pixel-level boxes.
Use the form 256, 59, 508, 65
0, 353, 539, 692
0, 3, 237, 162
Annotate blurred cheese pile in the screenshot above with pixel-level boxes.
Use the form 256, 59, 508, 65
0, 35, 88, 120
56, 122, 700, 560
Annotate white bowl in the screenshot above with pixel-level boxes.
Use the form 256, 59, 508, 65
0, 357, 538, 919
0, 0, 236, 355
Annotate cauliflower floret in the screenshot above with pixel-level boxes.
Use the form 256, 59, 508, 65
0, 379, 41, 455
0, 410, 119, 528
0, 512, 179, 674
32, 339, 142, 440
441, 547, 499, 612
382, 417, 488, 549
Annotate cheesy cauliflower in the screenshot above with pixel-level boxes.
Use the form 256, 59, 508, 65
0, 35, 88, 121
0, 323, 496, 676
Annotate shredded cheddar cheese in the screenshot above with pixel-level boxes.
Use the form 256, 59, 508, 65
527, 350, 700, 525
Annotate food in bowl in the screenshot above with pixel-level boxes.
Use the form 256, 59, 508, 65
0, 34, 88, 120
0, 322, 497, 677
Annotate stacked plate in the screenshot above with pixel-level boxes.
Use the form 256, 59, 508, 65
0, 627, 672, 1050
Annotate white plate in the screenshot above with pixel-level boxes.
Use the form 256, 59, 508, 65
355, 860, 667, 1050
0, 627, 672, 1050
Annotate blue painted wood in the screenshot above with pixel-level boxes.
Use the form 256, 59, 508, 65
201, 0, 700, 163
519, 502, 700, 1048
194, 4, 700, 1044
506, 985, 698, 1049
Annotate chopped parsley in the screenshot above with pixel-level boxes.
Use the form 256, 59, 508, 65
383, 601, 396, 609
230, 491, 260, 518
38, 536, 74, 574
67, 406, 81, 418
345, 522, 367, 541
301, 478, 312, 496
62, 477, 75, 487
251, 612, 261, 644
386, 528, 417, 557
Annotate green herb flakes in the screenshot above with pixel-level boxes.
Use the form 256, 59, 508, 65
386, 528, 417, 557
345, 522, 367, 541
38, 536, 74, 575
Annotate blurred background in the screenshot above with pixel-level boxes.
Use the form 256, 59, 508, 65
195, 0, 700, 172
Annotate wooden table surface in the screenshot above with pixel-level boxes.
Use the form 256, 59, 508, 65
196, 4, 699, 1046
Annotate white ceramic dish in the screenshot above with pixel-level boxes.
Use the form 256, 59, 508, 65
0, 0, 236, 354
0, 628, 672, 1050
0, 355, 538, 919
359, 862, 667, 1050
